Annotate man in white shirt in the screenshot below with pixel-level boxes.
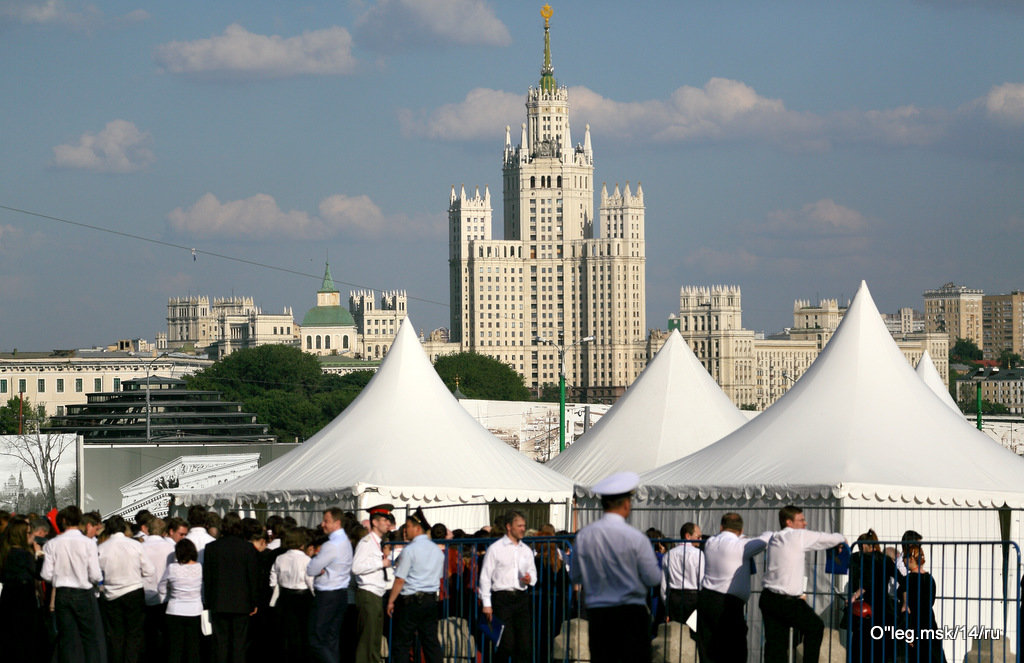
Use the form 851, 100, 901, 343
142, 518, 175, 660
184, 505, 216, 562
479, 510, 537, 663
41, 505, 105, 663
661, 522, 704, 629
759, 505, 846, 663
98, 514, 156, 663
351, 504, 394, 663
697, 512, 768, 663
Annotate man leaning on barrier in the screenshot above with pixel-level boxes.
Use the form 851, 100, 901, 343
759, 505, 846, 663
569, 471, 662, 663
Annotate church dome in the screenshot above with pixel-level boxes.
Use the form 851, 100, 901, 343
302, 305, 355, 327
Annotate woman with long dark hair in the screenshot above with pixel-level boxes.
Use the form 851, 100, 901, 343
0, 517, 43, 660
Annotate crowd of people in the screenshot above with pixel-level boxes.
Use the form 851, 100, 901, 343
0, 487, 949, 663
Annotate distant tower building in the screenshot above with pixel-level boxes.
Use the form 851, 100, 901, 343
166, 295, 294, 356
448, 6, 646, 399
982, 291, 1024, 361
923, 282, 984, 350
349, 289, 408, 359
1, 472, 26, 507
301, 263, 357, 356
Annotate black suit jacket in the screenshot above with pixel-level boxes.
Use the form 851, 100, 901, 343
203, 535, 259, 614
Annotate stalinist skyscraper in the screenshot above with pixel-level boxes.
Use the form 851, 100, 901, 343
448, 5, 646, 399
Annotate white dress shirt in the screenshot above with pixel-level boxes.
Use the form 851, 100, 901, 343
478, 535, 538, 608
98, 532, 155, 600
762, 527, 845, 596
270, 549, 315, 592
661, 542, 705, 602
41, 528, 103, 590
700, 530, 769, 601
351, 532, 390, 597
142, 535, 175, 605
159, 562, 204, 617
185, 527, 215, 562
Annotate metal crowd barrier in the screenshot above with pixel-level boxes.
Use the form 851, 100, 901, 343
378, 536, 1021, 663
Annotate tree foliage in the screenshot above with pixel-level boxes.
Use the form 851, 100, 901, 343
950, 337, 983, 363
186, 345, 375, 441
433, 352, 531, 401
999, 350, 1022, 370
0, 396, 46, 435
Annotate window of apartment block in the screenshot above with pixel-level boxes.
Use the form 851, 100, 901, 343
94, 378, 102, 392
38, 379, 45, 393
75, 378, 83, 392
18, 379, 26, 393
113, 378, 120, 391
0, 379, 6, 393
57, 379, 64, 393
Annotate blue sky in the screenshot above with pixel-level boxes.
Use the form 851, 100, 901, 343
1, 0, 1022, 350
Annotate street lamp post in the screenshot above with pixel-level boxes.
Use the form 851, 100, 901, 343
538, 334, 594, 453
145, 352, 170, 442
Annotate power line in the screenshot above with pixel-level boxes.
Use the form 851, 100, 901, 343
0, 204, 449, 310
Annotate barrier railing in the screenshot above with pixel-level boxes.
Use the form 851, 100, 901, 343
379, 536, 1020, 663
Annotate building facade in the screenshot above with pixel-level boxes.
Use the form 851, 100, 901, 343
0, 352, 211, 420
671, 285, 948, 410
957, 367, 1024, 415
349, 289, 407, 360
923, 282, 984, 350
166, 295, 296, 357
982, 291, 1024, 361
448, 8, 646, 398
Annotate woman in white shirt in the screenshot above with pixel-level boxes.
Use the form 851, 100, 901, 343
269, 528, 314, 659
158, 538, 203, 663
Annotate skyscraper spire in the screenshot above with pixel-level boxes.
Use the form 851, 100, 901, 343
539, 4, 556, 94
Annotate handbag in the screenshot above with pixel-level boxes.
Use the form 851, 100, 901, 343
200, 609, 213, 636
850, 599, 872, 618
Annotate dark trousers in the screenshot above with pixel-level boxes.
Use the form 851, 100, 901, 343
393, 593, 441, 663
697, 589, 747, 663
55, 587, 106, 663
355, 589, 384, 663
760, 589, 824, 663
166, 615, 201, 663
279, 589, 312, 662
492, 590, 531, 663
667, 588, 700, 625
586, 604, 651, 663
309, 588, 347, 663
143, 603, 168, 663
101, 588, 145, 663
211, 612, 249, 663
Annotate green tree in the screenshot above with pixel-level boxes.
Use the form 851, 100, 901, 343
433, 353, 531, 401
950, 338, 983, 363
998, 350, 1022, 370
186, 346, 373, 442
0, 396, 46, 435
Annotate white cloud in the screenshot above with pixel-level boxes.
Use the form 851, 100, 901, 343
0, 1, 145, 29
400, 78, 1024, 158
155, 24, 357, 78
399, 88, 522, 140
982, 83, 1024, 125
764, 199, 870, 236
354, 0, 511, 53
167, 192, 444, 240
52, 119, 154, 173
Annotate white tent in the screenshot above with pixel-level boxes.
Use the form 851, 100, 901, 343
915, 349, 962, 413
546, 329, 747, 487
635, 281, 1024, 660
171, 318, 573, 531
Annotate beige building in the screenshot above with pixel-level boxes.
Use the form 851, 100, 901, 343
166, 295, 296, 357
670, 285, 948, 410
448, 10, 646, 399
957, 367, 1024, 415
982, 291, 1024, 361
923, 282, 984, 350
0, 352, 210, 419
349, 290, 407, 360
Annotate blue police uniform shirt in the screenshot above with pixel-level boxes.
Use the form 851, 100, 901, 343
306, 528, 353, 591
394, 533, 444, 595
570, 512, 662, 608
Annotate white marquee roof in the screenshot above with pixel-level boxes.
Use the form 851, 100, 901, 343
916, 350, 962, 413
546, 330, 747, 487
174, 318, 573, 506
640, 281, 1024, 507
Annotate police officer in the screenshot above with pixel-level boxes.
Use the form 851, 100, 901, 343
569, 472, 662, 663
